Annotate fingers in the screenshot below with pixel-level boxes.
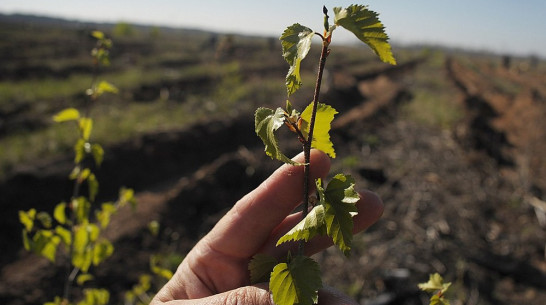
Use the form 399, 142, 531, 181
202, 149, 331, 259
151, 285, 274, 305
152, 285, 357, 305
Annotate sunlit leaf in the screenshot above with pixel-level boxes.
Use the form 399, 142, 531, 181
249, 254, 277, 284
53, 108, 80, 123
333, 5, 396, 65
73, 225, 92, 272
418, 273, 452, 294
36, 211, 52, 229
318, 174, 359, 255
280, 24, 315, 95
79, 288, 110, 305
119, 187, 137, 209
277, 205, 326, 245
79, 117, 93, 141
88, 173, 99, 202
96, 202, 116, 228
150, 254, 174, 280
88, 223, 100, 242
255, 107, 301, 165
93, 239, 114, 266
300, 102, 338, 158
74, 197, 91, 224
55, 225, 71, 246
77, 273, 94, 286
270, 255, 322, 305
19, 209, 36, 232
53, 202, 67, 225
91, 31, 105, 40
22, 229, 32, 250
96, 81, 118, 95
44, 296, 64, 305
74, 139, 86, 164
33, 230, 60, 262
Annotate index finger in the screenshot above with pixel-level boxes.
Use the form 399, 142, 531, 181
203, 149, 331, 259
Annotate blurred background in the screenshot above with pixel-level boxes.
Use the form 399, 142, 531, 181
0, 1, 545, 304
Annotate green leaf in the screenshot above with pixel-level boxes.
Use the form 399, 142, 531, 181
277, 205, 326, 246
150, 254, 174, 280
280, 23, 315, 95
74, 197, 91, 223
55, 225, 72, 246
430, 295, 451, 305
91, 143, 104, 167
418, 273, 452, 294
73, 225, 92, 272
255, 107, 301, 165
54, 202, 67, 225
44, 296, 64, 305
96, 203, 116, 228
33, 230, 60, 262
91, 30, 105, 40
119, 187, 137, 209
36, 211, 52, 229
93, 239, 114, 266
77, 273, 94, 286
79, 117, 93, 141
148, 220, 160, 237
318, 174, 359, 255
96, 81, 118, 95
53, 108, 80, 122
22, 229, 32, 250
74, 139, 86, 164
88, 173, 99, 202
249, 254, 277, 284
270, 255, 322, 305
333, 5, 396, 65
300, 102, 338, 158
19, 209, 36, 231
78, 288, 110, 305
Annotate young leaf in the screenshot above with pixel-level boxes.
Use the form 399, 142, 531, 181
280, 24, 315, 96
96, 202, 116, 228
77, 273, 95, 286
91, 143, 104, 166
150, 254, 174, 280
300, 102, 338, 158
74, 139, 86, 164
317, 174, 359, 255
270, 255, 322, 305
119, 187, 137, 209
33, 230, 60, 262
19, 209, 36, 232
55, 225, 72, 246
418, 273, 452, 294
333, 5, 396, 65
53, 108, 80, 123
88, 173, 99, 202
53, 202, 67, 225
255, 107, 301, 165
36, 211, 53, 229
79, 117, 93, 141
93, 239, 114, 266
91, 30, 105, 40
249, 254, 278, 284
277, 205, 326, 246
96, 80, 119, 95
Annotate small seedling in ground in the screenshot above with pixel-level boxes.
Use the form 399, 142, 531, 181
19, 31, 137, 305
250, 5, 395, 305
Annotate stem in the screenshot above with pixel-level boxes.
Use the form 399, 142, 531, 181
299, 38, 330, 255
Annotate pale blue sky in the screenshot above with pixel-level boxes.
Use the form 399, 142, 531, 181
1, 0, 545, 57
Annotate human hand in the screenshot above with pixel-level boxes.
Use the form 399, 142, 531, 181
151, 150, 384, 305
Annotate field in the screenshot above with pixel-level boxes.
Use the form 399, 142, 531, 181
0, 14, 545, 305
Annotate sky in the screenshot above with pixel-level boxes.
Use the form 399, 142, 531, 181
1, 0, 545, 57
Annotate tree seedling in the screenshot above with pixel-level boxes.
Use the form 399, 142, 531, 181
250, 5, 396, 305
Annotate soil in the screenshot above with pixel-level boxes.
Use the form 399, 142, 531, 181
1, 54, 545, 305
